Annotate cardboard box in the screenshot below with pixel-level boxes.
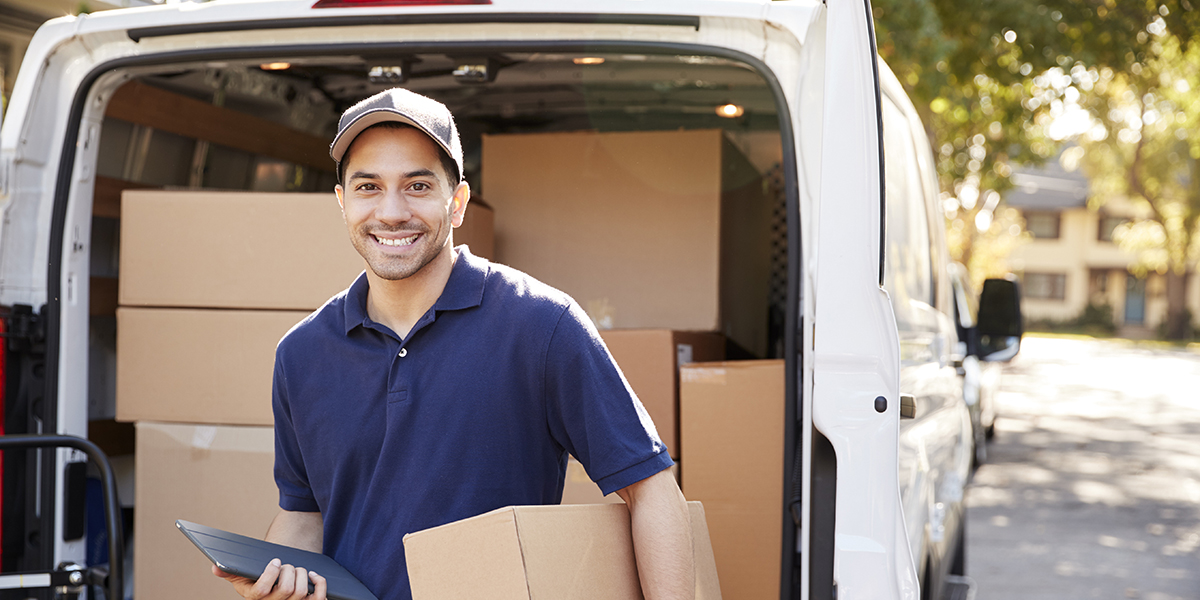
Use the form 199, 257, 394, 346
458, 196, 495, 261
133, 422, 278, 600
482, 130, 771, 356
404, 501, 721, 600
680, 360, 785, 600
119, 190, 494, 310
561, 457, 623, 505
600, 329, 723, 458
116, 307, 307, 425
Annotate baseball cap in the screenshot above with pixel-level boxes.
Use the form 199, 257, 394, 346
329, 88, 463, 184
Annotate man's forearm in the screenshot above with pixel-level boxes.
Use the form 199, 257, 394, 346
618, 468, 695, 600
265, 509, 324, 553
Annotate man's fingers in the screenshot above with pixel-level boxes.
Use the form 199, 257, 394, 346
310, 570, 328, 600
275, 563, 298, 598
252, 558, 284, 598
286, 567, 309, 600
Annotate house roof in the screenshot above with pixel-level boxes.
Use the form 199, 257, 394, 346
1005, 156, 1089, 211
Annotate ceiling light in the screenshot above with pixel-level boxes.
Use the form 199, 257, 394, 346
573, 57, 605, 65
716, 103, 745, 118
368, 65, 406, 84
260, 62, 291, 71
453, 57, 499, 84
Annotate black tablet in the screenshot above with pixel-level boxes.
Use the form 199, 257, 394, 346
176, 520, 379, 600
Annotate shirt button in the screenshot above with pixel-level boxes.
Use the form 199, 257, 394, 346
398, 348, 408, 357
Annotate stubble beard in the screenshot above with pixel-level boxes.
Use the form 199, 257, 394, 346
352, 217, 450, 281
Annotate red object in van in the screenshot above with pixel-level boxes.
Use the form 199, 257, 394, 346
313, 0, 490, 7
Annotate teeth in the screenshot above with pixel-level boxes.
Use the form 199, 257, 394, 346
376, 234, 419, 247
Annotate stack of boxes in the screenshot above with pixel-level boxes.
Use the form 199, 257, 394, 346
482, 129, 786, 598
115, 189, 493, 598
117, 127, 784, 599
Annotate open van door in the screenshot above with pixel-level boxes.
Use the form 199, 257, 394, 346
800, 0, 920, 599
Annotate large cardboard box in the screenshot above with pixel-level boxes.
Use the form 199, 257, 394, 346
600, 330, 723, 458
560, 457, 623, 505
680, 360, 785, 600
116, 307, 307, 425
119, 190, 494, 310
404, 502, 722, 600
482, 130, 771, 356
134, 422, 278, 600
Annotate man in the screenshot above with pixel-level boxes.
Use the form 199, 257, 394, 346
214, 88, 695, 600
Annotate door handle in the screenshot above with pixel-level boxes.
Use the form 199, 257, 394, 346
900, 394, 916, 419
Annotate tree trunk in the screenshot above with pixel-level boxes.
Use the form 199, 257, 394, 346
1163, 269, 1192, 340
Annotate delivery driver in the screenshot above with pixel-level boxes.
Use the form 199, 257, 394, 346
213, 88, 695, 600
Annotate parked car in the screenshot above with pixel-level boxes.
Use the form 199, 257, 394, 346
0, 1, 1025, 599
949, 262, 1022, 468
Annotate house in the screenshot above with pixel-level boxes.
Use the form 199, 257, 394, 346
1005, 153, 1200, 336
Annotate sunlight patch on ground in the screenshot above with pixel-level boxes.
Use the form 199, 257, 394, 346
964, 485, 1013, 507
1011, 464, 1058, 484
1072, 479, 1130, 505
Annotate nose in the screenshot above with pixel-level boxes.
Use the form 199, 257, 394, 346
375, 188, 413, 224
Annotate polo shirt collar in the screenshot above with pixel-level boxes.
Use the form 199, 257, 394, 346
342, 246, 488, 335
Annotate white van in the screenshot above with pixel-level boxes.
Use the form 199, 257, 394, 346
0, 1, 1023, 599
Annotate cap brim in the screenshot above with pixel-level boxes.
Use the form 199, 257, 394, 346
329, 108, 454, 168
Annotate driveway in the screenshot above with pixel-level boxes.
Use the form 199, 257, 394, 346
966, 335, 1200, 600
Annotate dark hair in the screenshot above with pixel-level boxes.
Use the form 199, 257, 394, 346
337, 121, 459, 187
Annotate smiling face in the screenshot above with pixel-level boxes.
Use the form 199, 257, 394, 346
335, 125, 468, 281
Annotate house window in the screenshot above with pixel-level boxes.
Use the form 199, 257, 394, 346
1024, 272, 1067, 300
1025, 212, 1061, 239
1098, 216, 1125, 242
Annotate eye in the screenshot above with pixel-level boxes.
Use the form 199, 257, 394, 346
410, 182, 430, 192
355, 182, 379, 192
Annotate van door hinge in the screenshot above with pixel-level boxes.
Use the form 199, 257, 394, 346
4, 304, 46, 350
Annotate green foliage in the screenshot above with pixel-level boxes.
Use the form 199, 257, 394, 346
1077, 33, 1200, 281
1026, 302, 1116, 336
873, 0, 1200, 339
1156, 308, 1197, 340
1076, 302, 1118, 334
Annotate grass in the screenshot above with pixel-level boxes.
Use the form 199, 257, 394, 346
1024, 331, 1200, 353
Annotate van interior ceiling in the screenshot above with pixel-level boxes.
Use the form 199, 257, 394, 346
85, 49, 788, 579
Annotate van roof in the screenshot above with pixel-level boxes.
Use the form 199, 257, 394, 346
48, 0, 817, 40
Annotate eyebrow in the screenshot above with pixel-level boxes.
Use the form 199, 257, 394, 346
346, 169, 439, 182
403, 168, 439, 180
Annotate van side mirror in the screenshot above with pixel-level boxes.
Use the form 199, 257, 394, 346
976, 276, 1023, 362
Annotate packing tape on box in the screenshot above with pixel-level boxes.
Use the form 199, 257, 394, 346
681, 367, 727, 385
191, 426, 218, 450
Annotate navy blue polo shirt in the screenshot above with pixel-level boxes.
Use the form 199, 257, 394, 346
272, 247, 673, 600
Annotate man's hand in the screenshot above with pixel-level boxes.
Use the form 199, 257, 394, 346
214, 509, 327, 599
213, 560, 327, 600
617, 466, 695, 600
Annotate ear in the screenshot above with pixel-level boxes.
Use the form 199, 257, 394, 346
450, 181, 471, 228
335, 185, 346, 211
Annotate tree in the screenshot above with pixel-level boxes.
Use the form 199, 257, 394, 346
874, 0, 1057, 287
1075, 31, 1200, 339
873, 0, 1200, 336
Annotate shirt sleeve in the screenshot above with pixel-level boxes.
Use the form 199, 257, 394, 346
272, 349, 320, 512
542, 300, 674, 495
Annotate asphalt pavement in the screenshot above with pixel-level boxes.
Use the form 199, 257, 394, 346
965, 335, 1200, 600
